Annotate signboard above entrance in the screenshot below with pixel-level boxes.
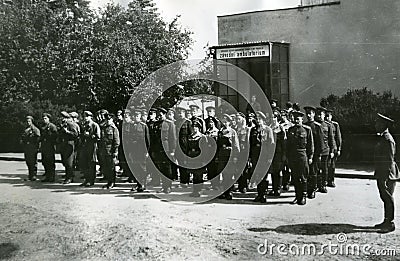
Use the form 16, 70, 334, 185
216, 45, 269, 59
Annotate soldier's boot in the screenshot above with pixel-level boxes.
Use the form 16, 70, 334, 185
374, 218, 391, 228
297, 193, 307, 205
254, 180, 268, 203
379, 222, 395, 233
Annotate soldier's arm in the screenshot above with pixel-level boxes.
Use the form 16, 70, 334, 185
328, 124, 336, 154
169, 122, 177, 153
145, 125, 150, 150
335, 122, 342, 152
315, 125, 324, 158
113, 127, 120, 155
307, 128, 314, 160
232, 130, 240, 155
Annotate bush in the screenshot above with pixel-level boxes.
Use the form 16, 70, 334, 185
321, 88, 400, 164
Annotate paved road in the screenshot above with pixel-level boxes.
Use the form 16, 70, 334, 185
0, 154, 398, 260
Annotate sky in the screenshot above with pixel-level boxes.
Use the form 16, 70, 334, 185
89, 0, 300, 59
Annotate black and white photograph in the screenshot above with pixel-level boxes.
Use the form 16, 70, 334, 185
0, 0, 399, 260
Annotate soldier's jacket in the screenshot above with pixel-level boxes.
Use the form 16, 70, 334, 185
328, 120, 342, 152
217, 126, 240, 157
99, 123, 120, 156
81, 120, 101, 145
304, 120, 324, 159
205, 116, 222, 130
287, 124, 314, 160
374, 130, 400, 181
21, 125, 41, 148
175, 117, 193, 156
317, 120, 335, 155
271, 122, 287, 160
58, 121, 79, 145
187, 132, 207, 158
152, 119, 177, 154
130, 121, 149, 156
40, 122, 58, 147
248, 124, 274, 151
146, 119, 158, 152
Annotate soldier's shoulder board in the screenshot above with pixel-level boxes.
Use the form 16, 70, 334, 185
314, 121, 321, 126
303, 125, 312, 131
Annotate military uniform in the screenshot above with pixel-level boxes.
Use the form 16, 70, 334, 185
59, 114, 80, 183
287, 116, 314, 205
205, 121, 219, 189
80, 113, 101, 186
146, 111, 161, 186
98, 118, 120, 188
174, 113, 193, 186
280, 115, 293, 191
269, 121, 286, 196
40, 118, 58, 181
117, 112, 135, 182
128, 116, 149, 192
21, 118, 40, 181
187, 127, 207, 197
327, 116, 342, 186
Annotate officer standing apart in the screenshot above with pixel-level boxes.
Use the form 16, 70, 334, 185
99, 113, 120, 189
21, 116, 41, 181
373, 113, 399, 233
40, 113, 58, 182
59, 111, 79, 184
80, 111, 101, 187
129, 109, 149, 192
287, 111, 314, 205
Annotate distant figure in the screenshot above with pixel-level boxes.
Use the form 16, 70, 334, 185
246, 95, 261, 115
373, 113, 399, 233
21, 116, 40, 181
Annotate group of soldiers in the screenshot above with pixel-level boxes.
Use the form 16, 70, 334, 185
20, 96, 342, 204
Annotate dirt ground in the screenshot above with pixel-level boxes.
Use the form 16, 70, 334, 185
0, 155, 399, 260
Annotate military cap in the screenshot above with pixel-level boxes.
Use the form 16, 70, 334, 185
42, 113, 52, 119
99, 109, 109, 115
69, 112, 79, 118
236, 112, 245, 118
123, 109, 131, 114
149, 108, 157, 113
206, 106, 215, 112
26, 115, 34, 120
133, 108, 142, 115
189, 104, 200, 110
248, 112, 256, 118
116, 110, 123, 115
316, 107, 327, 112
61, 111, 71, 118
222, 113, 233, 122
304, 106, 317, 111
168, 108, 175, 113
270, 99, 278, 103
377, 113, 394, 123
292, 110, 305, 117
83, 111, 93, 117
141, 109, 147, 114
256, 111, 267, 121
286, 101, 293, 109
157, 108, 167, 114
175, 106, 186, 112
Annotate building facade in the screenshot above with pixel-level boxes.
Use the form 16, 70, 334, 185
212, 0, 400, 107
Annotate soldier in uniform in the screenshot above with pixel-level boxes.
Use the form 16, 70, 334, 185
98, 113, 120, 189
174, 106, 193, 187
246, 95, 261, 115
80, 111, 101, 187
326, 109, 342, 188
59, 111, 79, 184
146, 108, 161, 187
286, 111, 314, 205
268, 110, 287, 197
21, 116, 40, 181
117, 109, 134, 183
373, 113, 399, 233
189, 104, 206, 133
236, 112, 250, 193
217, 114, 240, 200
187, 120, 208, 197
205, 116, 219, 189
304, 106, 324, 199
205, 106, 222, 130
128, 109, 149, 192
167, 108, 178, 181
252, 112, 274, 203
315, 107, 336, 193
40, 113, 58, 182
69, 112, 81, 179
280, 110, 293, 192
96, 109, 109, 180
153, 108, 177, 193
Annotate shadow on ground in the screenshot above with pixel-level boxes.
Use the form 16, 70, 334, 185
0, 242, 19, 260
248, 223, 380, 235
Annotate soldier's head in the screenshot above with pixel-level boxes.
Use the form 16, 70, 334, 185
192, 120, 202, 134
69, 112, 79, 123
133, 109, 142, 123
61, 111, 72, 124
316, 107, 326, 122
221, 114, 232, 127
123, 109, 131, 122
270, 99, 278, 109
141, 110, 147, 122
186, 110, 192, 119
176, 106, 186, 119
304, 106, 316, 122
149, 108, 157, 120
106, 113, 114, 125
83, 111, 93, 123
42, 113, 51, 124
286, 101, 293, 110
189, 104, 200, 117
375, 113, 394, 133
26, 115, 34, 126
157, 108, 167, 120
272, 110, 281, 124
326, 109, 333, 121
251, 95, 257, 103
256, 111, 267, 127
167, 108, 175, 121
281, 110, 288, 122
292, 111, 304, 125
116, 110, 123, 121
206, 118, 216, 129
206, 106, 216, 117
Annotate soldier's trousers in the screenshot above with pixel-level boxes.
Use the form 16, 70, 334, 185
318, 155, 329, 188
328, 154, 338, 183
120, 146, 134, 181
207, 158, 219, 188
41, 145, 56, 180
25, 147, 38, 179
130, 154, 147, 188
176, 155, 189, 184
191, 168, 205, 192
100, 153, 116, 184
308, 157, 320, 194
60, 143, 75, 180
217, 148, 237, 195
270, 156, 284, 193
147, 154, 161, 186
377, 179, 396, 222
289, 153, 308, 200
282, 160, 291, 188
154, 152, 173, 190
